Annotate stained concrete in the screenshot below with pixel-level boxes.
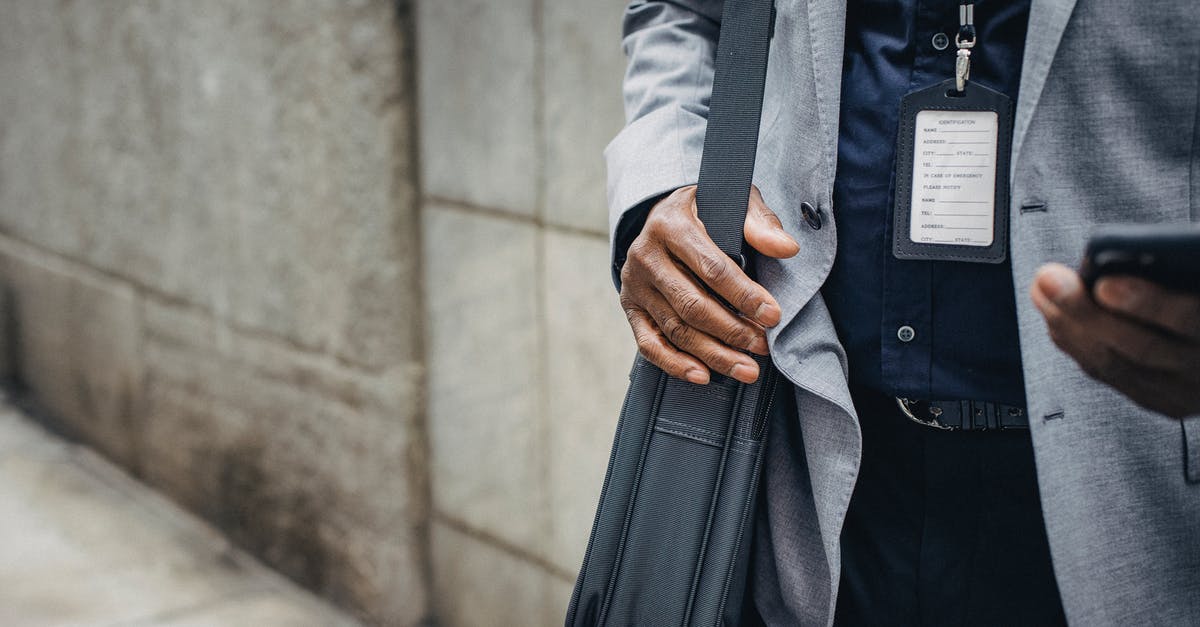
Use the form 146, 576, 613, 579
0, 1, 427, 624
0, 399, 361, 627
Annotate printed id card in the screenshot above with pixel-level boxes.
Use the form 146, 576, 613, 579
892, 78, 1013, 263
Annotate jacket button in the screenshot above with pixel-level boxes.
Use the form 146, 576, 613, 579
800, 202, 823, 230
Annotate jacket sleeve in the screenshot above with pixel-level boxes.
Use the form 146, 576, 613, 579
606, 1, 722, 290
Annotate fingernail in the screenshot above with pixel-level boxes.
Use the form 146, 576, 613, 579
749, 335, 769, 354
730, 363, 758, 383
755, 302, 780, 325
684, 368, 709, 385
774, 229, 798, 247
1039, 267, 1078, 304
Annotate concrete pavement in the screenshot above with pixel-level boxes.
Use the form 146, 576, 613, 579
0, 395, 362, 627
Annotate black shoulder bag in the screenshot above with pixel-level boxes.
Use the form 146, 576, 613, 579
565, 1, 778, 625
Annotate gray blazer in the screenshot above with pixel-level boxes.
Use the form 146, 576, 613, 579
607, 1, 1200, 624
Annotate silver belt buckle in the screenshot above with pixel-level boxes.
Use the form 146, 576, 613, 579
896, 397, 953, 430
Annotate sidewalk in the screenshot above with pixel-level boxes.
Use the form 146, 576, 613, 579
0, 396, 362, 627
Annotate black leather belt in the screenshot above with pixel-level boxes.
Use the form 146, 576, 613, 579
895, 397, 1029, 431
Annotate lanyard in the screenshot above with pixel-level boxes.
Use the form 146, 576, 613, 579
955, 2, 977, 92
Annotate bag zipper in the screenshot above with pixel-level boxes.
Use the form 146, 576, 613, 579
750, 362, 778, 440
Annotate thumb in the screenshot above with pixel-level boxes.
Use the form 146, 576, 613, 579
744, 186, 800, 259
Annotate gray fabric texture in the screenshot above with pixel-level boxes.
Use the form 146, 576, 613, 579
607, 0, 1200, 624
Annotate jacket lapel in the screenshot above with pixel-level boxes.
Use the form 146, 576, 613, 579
1012, 0, 1078, 172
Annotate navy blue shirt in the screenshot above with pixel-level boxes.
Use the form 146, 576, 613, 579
822, 0, 1031, 405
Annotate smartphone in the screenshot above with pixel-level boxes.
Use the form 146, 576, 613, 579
1080, 223, 1200, 294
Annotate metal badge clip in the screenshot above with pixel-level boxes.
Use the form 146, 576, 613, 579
955, 2, 976, 92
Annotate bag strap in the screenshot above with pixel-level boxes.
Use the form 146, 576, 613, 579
694, 0, 776, 264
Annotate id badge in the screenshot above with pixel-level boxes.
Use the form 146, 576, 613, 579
892, 78, 1013, 263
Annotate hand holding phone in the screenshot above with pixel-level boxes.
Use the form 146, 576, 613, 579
1026, 222, 1200, 418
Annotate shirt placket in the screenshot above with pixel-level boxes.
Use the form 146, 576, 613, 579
879, 0, 957, 399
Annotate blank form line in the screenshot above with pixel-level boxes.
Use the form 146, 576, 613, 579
934, 213, 990, 217
939, 200, 989, 204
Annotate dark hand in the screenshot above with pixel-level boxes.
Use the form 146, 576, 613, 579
619, 185, 800, 385
1031, 263, 1200, 418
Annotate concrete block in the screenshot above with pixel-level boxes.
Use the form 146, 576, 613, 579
0, 0, 419, 371
431, 521, 573, 627
542, 1, 628, 233
417, 0, 539, 214
541, 232, 634, 575
0, 238, 142, 468
422, 204, 546, 551
137, 298, 427, 626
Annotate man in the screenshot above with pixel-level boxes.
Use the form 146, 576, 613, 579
607, 0, 1200, 624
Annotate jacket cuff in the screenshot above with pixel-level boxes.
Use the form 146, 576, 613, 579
610, 192, 671, 291
605, 106, 706, 291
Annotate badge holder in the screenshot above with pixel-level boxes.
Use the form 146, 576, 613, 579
893, 3, 1013, 264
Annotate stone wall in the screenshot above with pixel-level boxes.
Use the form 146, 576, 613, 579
0, 0, 633, 624
0, 1, 427, 624
415, 0, 631, 624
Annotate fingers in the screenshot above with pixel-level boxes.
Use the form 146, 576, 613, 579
657, 224, 782, 327
1094, 276, 1200, 341
744, 186, 801, 260
637, 288, 761, 384
1031, 264, 1193, 371
624, 306, 710, 385
640, 256, 768, 355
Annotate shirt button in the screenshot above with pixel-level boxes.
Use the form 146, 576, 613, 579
932, 32, 950, 51
897, 325, 916, 343
800, 201, 823, 230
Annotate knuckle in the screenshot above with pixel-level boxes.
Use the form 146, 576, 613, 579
619, 263, 635, 287
698, 253, 729, 284
757, 209, 784, 229
700, 347, 735, 373
658, 209, 692, 236
643, 214, 667, 237
725, 326, 755, 349
733, 286, 760, 311
660, 315, 691, 345
675, 293, 708, 324
626, 239, 652, 265
633, 331, 657, 355
635, 343, 659, 366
